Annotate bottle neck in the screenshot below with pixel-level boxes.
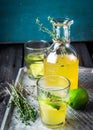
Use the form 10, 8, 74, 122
52, 18, 73, 44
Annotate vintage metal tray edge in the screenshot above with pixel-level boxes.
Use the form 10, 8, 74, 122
0, 68, 24, 130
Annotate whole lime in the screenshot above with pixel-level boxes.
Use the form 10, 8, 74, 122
69, 88, 89, 110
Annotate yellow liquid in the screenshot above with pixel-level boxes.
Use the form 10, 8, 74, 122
39, 101, 67, 128
44, 54, 79, 90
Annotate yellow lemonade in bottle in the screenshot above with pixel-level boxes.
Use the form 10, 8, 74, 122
44, 54, 79, 90
44, 18, 79, 90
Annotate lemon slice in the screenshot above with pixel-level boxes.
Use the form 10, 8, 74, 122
25, 54, 44, 64
39, 100, 60, 110
30, 62, 44, 78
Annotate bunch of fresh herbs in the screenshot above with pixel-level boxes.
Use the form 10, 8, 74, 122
7, 83, 38, 125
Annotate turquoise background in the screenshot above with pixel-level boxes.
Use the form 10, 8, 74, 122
0, 0, 93, 42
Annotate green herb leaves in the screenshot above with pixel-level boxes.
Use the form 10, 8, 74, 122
36, 17, 56, 39
38, 89, 62, 110
7, 83, 38, 125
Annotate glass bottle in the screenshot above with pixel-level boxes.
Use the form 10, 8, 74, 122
44, 18, 79, 90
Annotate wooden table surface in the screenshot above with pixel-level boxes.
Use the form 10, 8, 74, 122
0, 42, 93, 128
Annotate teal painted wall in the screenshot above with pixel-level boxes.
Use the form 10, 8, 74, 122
0, 0, 93, 42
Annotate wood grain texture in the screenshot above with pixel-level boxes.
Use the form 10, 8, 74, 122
0, 44, 24, 127
72, 42, 93, 67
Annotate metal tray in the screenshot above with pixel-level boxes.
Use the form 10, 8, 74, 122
1, 67, 93, 130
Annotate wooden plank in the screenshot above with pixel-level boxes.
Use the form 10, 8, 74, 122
0, 44, 24, 127
0, 44, 24, 82
72, 42, 93, 67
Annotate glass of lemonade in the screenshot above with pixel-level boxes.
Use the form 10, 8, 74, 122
37, 75, 70, 128
24, 40, 50, 79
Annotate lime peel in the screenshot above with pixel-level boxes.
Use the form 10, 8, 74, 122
69, 87, 89, 110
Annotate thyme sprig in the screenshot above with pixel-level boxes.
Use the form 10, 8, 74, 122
38, 89, 62, 102
36, 17, 67, 45
7, 83, 38, 125
36, 16, 56, 39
